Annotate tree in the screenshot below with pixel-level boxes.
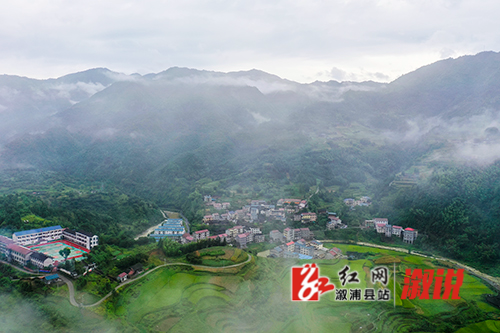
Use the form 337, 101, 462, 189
59, 247, 71, 261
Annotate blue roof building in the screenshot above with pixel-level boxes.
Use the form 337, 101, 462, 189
149, 219, 185, 241
12, 225, 64, 246
13, 225, 63, 237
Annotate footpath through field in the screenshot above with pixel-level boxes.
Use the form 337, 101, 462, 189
65, 254, 253, 308
319, 240, 500, 291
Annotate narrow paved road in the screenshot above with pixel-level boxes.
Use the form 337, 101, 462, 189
65, 254, 252, 308
179, 211, 190, 234
59, 274, 80, 307
134, 210, 168, 240
0, 259, 44, 275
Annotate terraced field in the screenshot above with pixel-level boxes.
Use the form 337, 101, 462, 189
107, 245, 500, 332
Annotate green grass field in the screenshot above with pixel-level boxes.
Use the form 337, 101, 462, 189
4, 244, 498, 332
102, 245, 500, 332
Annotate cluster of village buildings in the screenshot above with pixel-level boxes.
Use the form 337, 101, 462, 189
343, 196, 372, 207
0, 226, 98, 269
365, 218, 418, 244
268, 227, 343, 260
117, 263, 144, 283
149, 218, 269, 249
202, 197, 315, 224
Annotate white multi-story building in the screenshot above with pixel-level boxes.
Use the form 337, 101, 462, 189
7, 244, 33, 266
283, 228, 294, 242
63, 229, 99, 250
12, 226, 64, 246
193, 229, 210, 241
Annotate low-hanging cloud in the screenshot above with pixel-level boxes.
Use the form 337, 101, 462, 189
386, 110, 500, 165
52, 81, 107, 99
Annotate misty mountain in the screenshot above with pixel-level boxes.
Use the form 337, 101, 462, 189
0, 68, 124, 142
2, 51, 500, 210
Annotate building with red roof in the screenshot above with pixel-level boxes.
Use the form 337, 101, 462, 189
117, 272, 128, 282
403, 228, 418, 244
193, 229, 210, 241
376, 223, 386, 233
7, 243, 33, 266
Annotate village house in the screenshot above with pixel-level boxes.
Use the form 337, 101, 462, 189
203, 215, 213, 223
44, 274, 61, 285
254, 234, 265, 243
277, 198, 302, 206
374, 218, 388, 225
117, 272, 128, 282
326, 247, 342, 259
376, 223, 386, 233
269, 230, 283, 243
301, 212, 317, 223
236, 233, 249, 248
129, 263, 144, 277
309, 240, 323, 250
181, 233, 195, 244
295, 241, 315, 257
221, 202, 231, 209
286, 241, 295, 252
364, 219, 375, 228
216, 233, 228, 242
193, 229, 210, 241
403, 228, 418, 244
283, 228, 294, 242
392, 225, 403, 237
293, 228, 301, 240
343, 198, 355, 206
384, 224, 392, 237
270, 246, 284, 258
283, 251, 299, 259
300, 228, 311, 240
226, 226, 245, 239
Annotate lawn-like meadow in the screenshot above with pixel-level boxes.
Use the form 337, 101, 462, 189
106, 245, 500, 332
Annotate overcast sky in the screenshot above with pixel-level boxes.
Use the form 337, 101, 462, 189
0, 0, 498, 83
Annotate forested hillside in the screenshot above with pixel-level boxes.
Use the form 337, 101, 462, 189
1, 52, 500, 264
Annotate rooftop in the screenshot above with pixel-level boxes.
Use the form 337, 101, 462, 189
7, 243, 32, 255
30, 251, 51, 261
13, 225, 63, 237
0, 235, 14, 245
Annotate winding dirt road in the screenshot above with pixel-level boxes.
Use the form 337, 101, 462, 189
64, 254, 253, 308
